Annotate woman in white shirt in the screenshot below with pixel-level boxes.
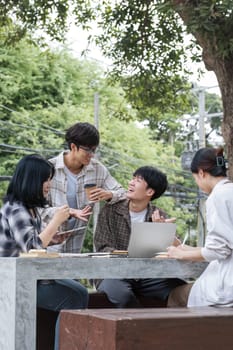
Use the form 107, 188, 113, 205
167, 147, 233, 307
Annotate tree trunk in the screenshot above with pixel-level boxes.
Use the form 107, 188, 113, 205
172, 0, 233, 179
215, 61, 233, 180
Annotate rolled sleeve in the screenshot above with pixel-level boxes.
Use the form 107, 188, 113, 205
201, 223, 232, 262
201, 244, 231, 262
100, 166, 126, 204
109, 188, 126, 203
202, 184, 233, 262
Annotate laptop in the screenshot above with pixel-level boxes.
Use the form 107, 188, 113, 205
128, 222, 176, 258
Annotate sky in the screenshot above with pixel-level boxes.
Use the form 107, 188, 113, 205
186, 61, 220, 96
59, 23, 223, 146
56, 24, 224, 147
62, 23, 221, 96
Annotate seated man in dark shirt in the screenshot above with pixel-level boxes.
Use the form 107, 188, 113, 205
94, 165, 186, 308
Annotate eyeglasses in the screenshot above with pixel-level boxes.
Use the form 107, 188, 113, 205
78, 145, 97, 154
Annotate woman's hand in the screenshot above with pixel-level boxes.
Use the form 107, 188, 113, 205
40, 205, 70, 247
167, 245, 186, 259
167, 245, 204, 261
69, 206, 92, 222
52, 205, 70, 226
48, 231, 72, 245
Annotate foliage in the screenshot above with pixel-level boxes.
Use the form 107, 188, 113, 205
1, 1, 232, 250
173, 0, 233, 59
0, 1, 194, 136
0, 28, 197, 246
0, 1, 228, 152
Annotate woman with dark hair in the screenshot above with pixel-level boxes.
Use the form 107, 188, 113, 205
0, 154, 88, 349
167, 147, 233, 307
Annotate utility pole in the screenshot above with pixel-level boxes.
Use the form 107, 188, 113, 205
198, 89, 206, 148
94, 92, 99, 131
197, 88, 206, 247
93, 93, 100, 245
183, 84, 222, 247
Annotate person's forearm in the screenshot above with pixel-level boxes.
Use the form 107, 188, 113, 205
167, 246, 205, 261
177, 247, 205, 261
39, 220, 60, 247
183, 248, 205, 261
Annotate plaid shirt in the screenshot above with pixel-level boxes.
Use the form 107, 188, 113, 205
0, 201, 43, 257
94, 199, 167, 252
40, 151, 126, 253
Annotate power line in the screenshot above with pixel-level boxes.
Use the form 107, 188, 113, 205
0, 105, 65, 136
0, 143, 61, 154
0, 120, 54, 133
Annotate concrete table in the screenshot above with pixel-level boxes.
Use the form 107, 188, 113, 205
0, 256, 208, 350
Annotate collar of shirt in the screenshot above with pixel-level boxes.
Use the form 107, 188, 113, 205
114, 199, 156, 220
52, 151, 97, 173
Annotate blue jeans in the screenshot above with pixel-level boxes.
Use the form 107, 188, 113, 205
37, 279, 89, 350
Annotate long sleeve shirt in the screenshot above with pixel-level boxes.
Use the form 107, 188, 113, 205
40, 151, 126, 253
188, 179, 233, 307
0, 201, 42, 257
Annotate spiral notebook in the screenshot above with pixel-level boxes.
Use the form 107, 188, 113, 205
128, 222, 176, 258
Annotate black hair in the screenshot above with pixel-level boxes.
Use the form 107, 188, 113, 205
190, 147, 227, 177
133, 166, 168, 200
5, 154, 55, 208
65, 122, 99, 150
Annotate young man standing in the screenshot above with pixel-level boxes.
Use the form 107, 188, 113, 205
41, 122, 125, 253
94, 166, 186, 307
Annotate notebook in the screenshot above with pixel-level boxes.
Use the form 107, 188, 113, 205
128, 222, 176, 258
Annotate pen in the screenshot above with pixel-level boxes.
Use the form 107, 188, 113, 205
182, 233, 189, 246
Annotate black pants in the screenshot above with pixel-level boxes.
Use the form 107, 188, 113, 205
97, 278, 186, 308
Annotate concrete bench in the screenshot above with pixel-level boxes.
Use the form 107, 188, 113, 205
59, 307, 233, 350
36, 292, 167, 350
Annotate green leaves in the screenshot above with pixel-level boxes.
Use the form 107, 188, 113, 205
173, 0, 233, 58
1, 0, 226, 133
0, 23, 197, 240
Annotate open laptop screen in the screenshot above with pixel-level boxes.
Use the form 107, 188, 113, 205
128, 222, 176, 258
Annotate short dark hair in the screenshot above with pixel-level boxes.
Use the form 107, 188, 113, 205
5, 154, 55, 208
191, 147, 227, 177
65, 122, 99, 150
133, 166, 168, 200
